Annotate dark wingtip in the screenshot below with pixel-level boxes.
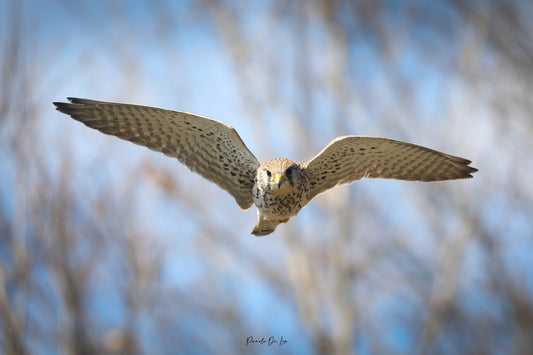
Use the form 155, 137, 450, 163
53, 97, 94, 107
449, 154, 478, 179
53, 101, 71, 113
466, 163, 478, 176
53, 98, 96, 114
461, 164, 478, 179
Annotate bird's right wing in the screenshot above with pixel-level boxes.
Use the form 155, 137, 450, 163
54, 98, 259, 209
305, 136, 477, 201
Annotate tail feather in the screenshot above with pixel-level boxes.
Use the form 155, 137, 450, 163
251, 218, 280, 236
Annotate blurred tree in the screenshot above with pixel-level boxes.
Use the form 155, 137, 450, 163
0, 0, 532, 354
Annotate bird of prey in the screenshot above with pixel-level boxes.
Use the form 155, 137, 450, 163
53, 98, 477, 236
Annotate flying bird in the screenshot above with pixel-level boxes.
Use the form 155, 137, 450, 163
53, 98, 477, 236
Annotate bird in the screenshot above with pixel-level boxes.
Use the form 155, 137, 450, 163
53, 98, 478, 236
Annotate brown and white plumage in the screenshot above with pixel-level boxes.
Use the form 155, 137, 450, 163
54, 98, 259, 209
305, 136, 477, 201
53, 98, 478, 236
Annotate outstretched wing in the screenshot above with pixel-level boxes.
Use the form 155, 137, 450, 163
305, 136, 477, 201
53, 98, 259, 209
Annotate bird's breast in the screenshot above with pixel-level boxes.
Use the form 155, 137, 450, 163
252, 181, 309, 220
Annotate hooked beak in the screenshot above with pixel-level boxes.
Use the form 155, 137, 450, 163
273, 173, 284, 188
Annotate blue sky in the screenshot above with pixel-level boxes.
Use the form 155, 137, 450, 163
2, 0, 533, 354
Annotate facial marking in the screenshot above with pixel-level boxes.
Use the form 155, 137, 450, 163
252, 158, 310, 220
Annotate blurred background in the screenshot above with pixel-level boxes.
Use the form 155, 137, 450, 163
1, 0, 532, 354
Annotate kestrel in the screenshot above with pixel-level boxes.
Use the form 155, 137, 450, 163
53, 98, 478, 236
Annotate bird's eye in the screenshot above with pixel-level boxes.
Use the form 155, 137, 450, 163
266, 170, 271, 177
285, 167, 292, 177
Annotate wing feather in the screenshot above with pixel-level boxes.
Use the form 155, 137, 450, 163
305, 136, 477, 201
53, 98, 259, 209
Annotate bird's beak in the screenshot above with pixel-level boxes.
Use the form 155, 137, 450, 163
273, 173, 284, 188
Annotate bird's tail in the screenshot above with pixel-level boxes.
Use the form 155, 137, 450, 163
251, 218, 281, 236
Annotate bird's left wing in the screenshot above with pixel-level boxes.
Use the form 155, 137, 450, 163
305, 136, 477, 201
53, 98, 259, 209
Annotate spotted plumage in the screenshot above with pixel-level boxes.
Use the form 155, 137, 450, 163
53, 98, 478, 236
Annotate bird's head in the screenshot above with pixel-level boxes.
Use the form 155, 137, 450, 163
257, 158, 304, 192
